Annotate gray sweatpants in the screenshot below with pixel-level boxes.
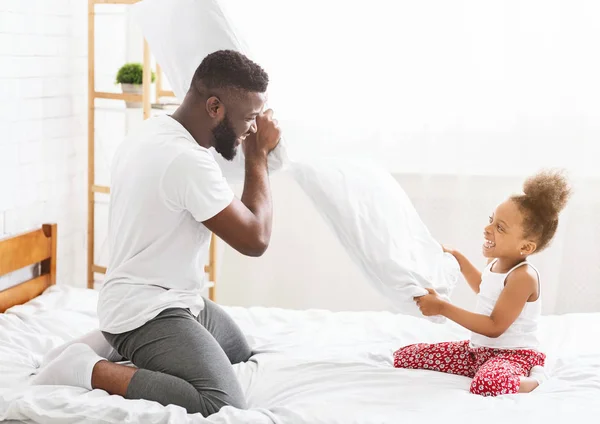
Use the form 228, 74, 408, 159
102, 298, 252, 416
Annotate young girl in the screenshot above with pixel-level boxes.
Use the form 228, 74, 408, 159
393, 169, 571, 397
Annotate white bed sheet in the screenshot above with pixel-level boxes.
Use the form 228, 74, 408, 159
1, 286, 599, 424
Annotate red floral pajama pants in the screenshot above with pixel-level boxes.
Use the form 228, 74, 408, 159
393, 340, 545, 396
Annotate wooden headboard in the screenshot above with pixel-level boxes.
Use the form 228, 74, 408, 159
0, 224, 57, 312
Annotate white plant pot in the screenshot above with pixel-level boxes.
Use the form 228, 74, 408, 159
120, 83, 143, 108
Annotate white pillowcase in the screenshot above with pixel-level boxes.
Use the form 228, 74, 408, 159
290, 159, 460, 322
131, 0, 248, 101
131, 0, 289, 180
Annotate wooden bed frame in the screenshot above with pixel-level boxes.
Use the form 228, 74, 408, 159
0, 223, 216, 312
0, 224, 57, 313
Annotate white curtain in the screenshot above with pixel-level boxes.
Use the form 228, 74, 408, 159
206, 0, 600, 314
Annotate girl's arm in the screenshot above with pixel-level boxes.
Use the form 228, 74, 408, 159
416, 266, 538, 338
443, 246, 484, 294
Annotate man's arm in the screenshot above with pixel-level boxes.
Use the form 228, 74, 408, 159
203, 152, 272, 257
203, 110, 280, 257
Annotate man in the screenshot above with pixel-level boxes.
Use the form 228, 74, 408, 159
33, 50, 281, 416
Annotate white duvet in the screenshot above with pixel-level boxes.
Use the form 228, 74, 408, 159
1, 286, 599, 424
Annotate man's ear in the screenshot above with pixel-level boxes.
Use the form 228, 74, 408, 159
206, 96, 224, 119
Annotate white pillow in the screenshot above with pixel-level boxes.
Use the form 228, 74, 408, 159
131, 0, 289, 180
131, 0, 249, 100
290, 159, 460, 322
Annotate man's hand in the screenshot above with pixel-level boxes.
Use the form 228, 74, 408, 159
204, 111, 280, 257
414, 288, 447, 316
244, 109, 281, 157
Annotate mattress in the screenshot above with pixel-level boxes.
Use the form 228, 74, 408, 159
1, 286, 599, 424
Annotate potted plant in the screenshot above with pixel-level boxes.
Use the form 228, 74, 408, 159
115, 63, 156, 108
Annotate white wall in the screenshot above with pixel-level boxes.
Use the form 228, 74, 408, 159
0, 1, 140, 288
91, 3, 137, 277
128, 0, 600, 313
3, 1, 596, 318
221, 0, 600, 178
0, 0, 87, 287
92, 8, 169, 275
217, 173, 600, 315
125, 0, 600, 315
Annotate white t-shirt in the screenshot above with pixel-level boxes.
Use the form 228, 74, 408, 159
98, 115, 234, 334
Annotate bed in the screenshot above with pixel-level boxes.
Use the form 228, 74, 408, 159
1, 225, 599, 423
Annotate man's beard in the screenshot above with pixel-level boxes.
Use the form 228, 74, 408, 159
212, 114, 238, 161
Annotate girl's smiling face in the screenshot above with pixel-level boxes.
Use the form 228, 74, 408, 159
483, 199, 536, 260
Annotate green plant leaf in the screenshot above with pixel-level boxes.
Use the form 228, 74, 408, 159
115, 62, 156, 85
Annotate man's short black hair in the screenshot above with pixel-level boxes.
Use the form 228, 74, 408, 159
192, 50, 269, 93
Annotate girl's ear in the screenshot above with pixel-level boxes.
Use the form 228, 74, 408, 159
520, 240, 537, 256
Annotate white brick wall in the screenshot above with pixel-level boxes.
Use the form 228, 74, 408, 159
0, 1, 139, 289
0, 0, 88, 288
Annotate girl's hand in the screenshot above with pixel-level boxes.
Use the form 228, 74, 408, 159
414, 288, 447, 316
440, 243, 455, 255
